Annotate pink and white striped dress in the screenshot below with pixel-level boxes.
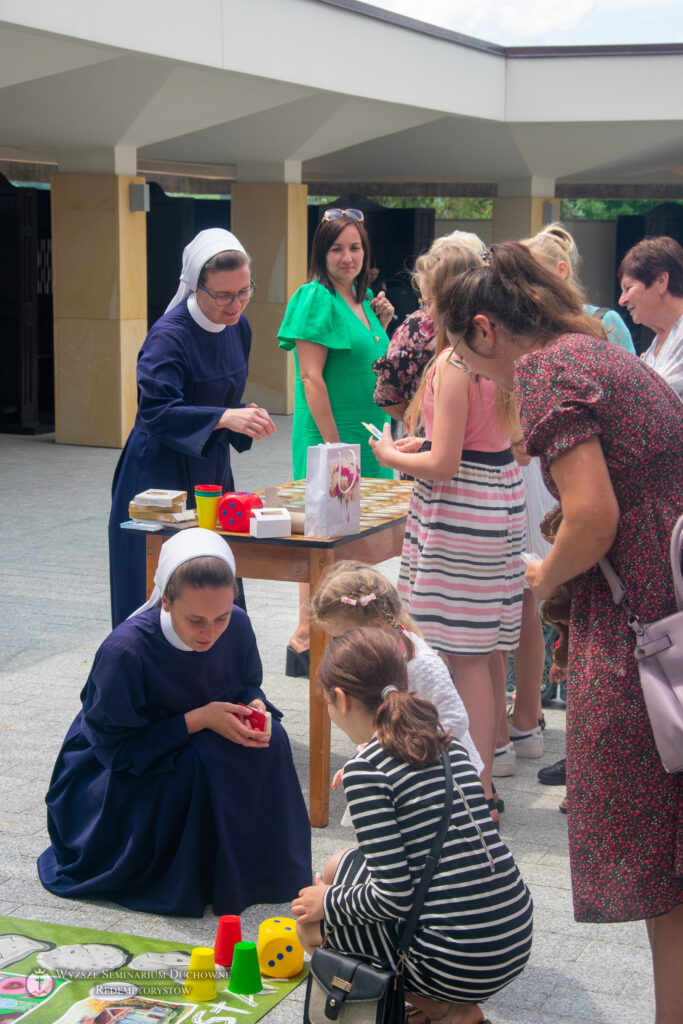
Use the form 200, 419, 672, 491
397, 369, 525, 654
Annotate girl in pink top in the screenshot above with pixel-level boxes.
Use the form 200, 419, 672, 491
372, 243, 525, 814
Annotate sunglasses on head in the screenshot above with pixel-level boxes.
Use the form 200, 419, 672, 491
322, 208, 365, 223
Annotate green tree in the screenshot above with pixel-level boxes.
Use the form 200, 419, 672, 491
308, 195, 683, 221
560, 199, 683, 220
308, 196, 493, 218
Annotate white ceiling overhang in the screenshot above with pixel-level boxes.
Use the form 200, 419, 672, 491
0, 0, 681, 189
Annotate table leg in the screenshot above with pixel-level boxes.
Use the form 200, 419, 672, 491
308, 549, 335, 827
145, 534, 163, 598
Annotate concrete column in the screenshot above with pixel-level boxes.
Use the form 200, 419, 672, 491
491, 177, 558, 242
231, 174, 308, 414
51, 169, 147, 447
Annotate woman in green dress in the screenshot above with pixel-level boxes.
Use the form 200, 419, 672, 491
278, 209, 394, 674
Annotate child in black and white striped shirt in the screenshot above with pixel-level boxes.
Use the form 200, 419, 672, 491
291, 628, 532, 1024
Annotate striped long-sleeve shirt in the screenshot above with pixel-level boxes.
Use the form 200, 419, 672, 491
323, 738, 533, 1003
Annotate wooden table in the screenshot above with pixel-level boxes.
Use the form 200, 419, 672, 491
142, 478, 413, 827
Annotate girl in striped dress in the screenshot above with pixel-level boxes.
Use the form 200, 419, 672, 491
292, 628, 533, 1024
311, 559, 484, 778
370, 244, 526, 815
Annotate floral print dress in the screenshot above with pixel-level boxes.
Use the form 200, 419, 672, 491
372, 309, 435, 409
515, 333, 683, 923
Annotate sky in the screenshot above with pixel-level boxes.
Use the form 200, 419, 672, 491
367, 0, 683, 46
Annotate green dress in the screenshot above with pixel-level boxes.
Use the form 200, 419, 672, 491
278, 280, 392, 478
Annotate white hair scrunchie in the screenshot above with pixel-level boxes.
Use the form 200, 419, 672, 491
165, 228, 247, 313
381, 685, 399, 700
127, 528, 236, 618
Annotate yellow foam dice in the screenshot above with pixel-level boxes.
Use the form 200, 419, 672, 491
256, 916, 304, 978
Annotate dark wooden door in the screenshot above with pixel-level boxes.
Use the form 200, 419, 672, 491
0, 174, 43, 431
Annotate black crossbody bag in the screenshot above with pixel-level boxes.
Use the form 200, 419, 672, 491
303, 749, 454, 1024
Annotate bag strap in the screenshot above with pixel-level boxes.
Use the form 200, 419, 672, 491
334, 447, 359, 496
598, 556, 627, 606
599, 514, 683, 616
396, 749, 454, 958
670, 516, 683, 612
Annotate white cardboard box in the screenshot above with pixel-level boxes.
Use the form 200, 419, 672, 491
249, 507, 291, 538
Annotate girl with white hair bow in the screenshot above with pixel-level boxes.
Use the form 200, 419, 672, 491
108, 228, 276, 626
39, 529, 311, 917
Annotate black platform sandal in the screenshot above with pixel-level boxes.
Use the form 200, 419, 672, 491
285, 644, 310, 677
490, 783, 504, 814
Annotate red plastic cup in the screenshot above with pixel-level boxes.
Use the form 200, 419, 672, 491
214, 914, 242, 967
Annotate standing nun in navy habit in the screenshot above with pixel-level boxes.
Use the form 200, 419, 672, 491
38, 528, 312, 917
109, 228, 276, 626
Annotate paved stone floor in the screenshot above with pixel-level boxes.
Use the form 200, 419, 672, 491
0, 424, 655, 1023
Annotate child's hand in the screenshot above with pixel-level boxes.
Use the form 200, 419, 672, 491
291, 881, 328, 924
369, 423, 397, 467
394, 435, 424, 453
549, 663, 567, 685
332, 767, 344, 791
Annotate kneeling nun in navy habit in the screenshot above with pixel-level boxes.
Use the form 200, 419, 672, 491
38, 529, 312, 916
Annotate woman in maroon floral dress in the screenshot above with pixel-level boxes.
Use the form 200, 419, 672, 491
441, 242, 683, 1024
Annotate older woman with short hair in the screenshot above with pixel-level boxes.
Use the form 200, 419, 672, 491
619, 235, 683, 401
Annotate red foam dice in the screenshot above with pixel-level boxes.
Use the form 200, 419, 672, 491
217, 491, 263, 533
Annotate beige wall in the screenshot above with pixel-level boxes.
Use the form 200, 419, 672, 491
231, 182, 308, 415
435, 217, 621, 308
434, 219, 493, 245
564, 220, 620, 307
490, 196, 557, 242
51, 173, 147, 447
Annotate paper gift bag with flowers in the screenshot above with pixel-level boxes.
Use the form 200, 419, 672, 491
304, 443, 361, 538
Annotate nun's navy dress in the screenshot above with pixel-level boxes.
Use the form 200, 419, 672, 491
38, 607, 312, 917
108, 300, 253, 626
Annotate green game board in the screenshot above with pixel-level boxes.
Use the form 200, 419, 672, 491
0, 914, 307, 1024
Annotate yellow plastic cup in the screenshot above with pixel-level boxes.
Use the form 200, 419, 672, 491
195, 485, 222, 530
182, 945, 216, 1002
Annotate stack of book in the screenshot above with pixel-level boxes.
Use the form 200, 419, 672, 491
128, 489, 197, 525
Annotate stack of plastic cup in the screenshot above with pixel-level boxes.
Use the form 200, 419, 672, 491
214, 914, 242, 969
228, 941, 262, 995
194, 484, 223, 529
182, 946, 216, 1002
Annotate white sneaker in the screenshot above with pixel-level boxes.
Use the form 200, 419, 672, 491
508, 723, 544, 758
492, 742, 516, 777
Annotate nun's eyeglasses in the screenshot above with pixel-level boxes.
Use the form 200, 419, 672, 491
199, 281, 257, 306
322, 208, 365, 223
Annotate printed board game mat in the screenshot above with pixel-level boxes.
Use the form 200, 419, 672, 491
0, 915, 307, 1024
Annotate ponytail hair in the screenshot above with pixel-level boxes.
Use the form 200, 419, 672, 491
522, 223, 584, 296
319, 627, 450, 768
